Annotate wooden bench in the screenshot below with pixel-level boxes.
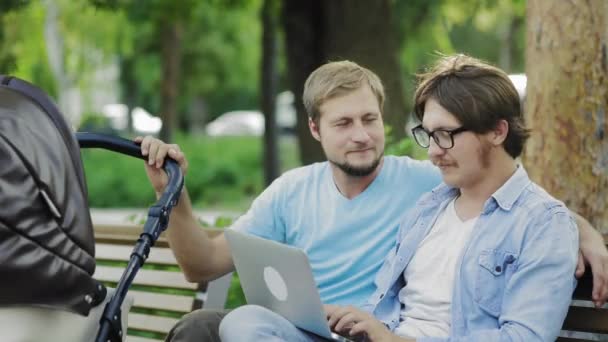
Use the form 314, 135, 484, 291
94, 224, 608, 341
93, 222, 233, 342
559, 236, 608, 341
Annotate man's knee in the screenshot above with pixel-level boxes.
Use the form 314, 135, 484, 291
165, 309, 228, 342
219, 305, 279, 340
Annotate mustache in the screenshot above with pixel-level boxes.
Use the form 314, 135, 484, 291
346, 145, 375, 153
431, 158, 456, 167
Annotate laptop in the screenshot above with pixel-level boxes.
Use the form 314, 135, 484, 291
224, 229, 358, 342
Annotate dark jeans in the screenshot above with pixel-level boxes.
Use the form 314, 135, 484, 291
164, 309, 230, 342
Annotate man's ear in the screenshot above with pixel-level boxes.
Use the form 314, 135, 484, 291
491, 119, 509, 146
309, 118, 321, 142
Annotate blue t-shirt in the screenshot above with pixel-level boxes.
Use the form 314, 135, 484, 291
230, 155, 441, 306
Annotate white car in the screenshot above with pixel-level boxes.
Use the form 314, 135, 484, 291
206, 91, 297, 137
508, 74, 527, 100
101, 104, 162, 134
205, 110, 265, 137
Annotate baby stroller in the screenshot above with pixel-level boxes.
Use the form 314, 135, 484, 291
0, 76, 184, 342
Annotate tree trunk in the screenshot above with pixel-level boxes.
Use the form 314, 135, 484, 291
159, 20, 183, 143
261, 0, 280, 185
0, 17, 16, 73
282, 0, 406, 165
524, 0, 608, 232
120, 57, 136, 134
44, 0, 81, 125
324, 0, 407, 139
282, 0, 325, 165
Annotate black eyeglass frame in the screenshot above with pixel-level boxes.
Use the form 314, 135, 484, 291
411, 124, 469, 149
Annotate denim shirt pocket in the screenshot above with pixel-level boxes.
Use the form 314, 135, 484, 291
474, 249, 518, 317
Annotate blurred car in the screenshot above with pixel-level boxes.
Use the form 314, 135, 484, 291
101, 104, 162, 134
205, 110, 265, 137
205, 91, 297, 137
508, 74, 527, 100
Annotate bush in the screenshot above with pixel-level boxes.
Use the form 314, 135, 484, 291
81, 135, 268, 209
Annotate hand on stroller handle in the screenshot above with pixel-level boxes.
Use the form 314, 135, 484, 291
76, 132, 185, 342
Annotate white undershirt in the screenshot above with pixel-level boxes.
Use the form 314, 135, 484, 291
394, 199, 478, 339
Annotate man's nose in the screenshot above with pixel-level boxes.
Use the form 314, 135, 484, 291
427, 137, 445, 158
351, 122, 371, 142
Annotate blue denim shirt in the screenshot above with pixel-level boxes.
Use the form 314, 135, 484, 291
361, 166, 578, 341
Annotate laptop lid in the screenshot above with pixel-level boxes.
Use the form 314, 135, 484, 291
224, 229, 353, 341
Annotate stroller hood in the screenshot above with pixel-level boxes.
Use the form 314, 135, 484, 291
0, 76, 102, 316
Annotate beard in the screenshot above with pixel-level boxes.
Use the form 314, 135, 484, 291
329, 151, 383, 177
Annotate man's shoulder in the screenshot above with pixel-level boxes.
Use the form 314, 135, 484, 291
280, 161, 327, 179
272, 161, 329, 191
519, 182, 569, 214
383, 155, 441, 188
384, 155, 436, 173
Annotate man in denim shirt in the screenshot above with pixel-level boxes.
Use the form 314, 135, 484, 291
220, 55, 578, 341
323, 55, 578, 341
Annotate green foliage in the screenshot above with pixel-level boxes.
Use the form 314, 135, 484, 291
384, 125, 415, 156
1, 2, 56, 94
81, 135, 269, 210
98, 0, 263, 125
79, 112, 116, 133
384, 125, 428, 160
395, 0, 526, 111
1, 0, 132, 99
226, 273, 246, 309
0, 0, 29, 12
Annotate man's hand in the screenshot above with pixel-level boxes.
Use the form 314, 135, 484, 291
135, 136, 188, 196
576, 218, 608, 307
325, 305, 410, 342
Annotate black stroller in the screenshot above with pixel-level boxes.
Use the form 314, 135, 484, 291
0, 76, 184, 342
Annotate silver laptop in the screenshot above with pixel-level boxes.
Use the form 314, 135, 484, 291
224, 229, 357, 342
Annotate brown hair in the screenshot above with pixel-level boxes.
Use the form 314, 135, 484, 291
414, 54, 529, 158
303, 60, 385, 123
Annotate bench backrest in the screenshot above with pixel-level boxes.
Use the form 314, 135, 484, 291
559, 237, 608, 341
95, 224, 608, 341
94, 223, 232, 342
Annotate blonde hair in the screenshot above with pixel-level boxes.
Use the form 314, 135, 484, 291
303, 60, 385, 123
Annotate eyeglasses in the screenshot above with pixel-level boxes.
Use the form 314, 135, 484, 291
411, 124, 469, 149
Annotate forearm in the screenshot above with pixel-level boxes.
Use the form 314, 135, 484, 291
572, 211, 602, 244
165, 189, 233, 282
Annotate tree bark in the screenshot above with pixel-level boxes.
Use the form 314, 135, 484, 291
282, 0, 325, 165
282, 0, 406, 165
261, 0, 280, 185
324, 0, 407, 139
159, 20, 183, 143
44, 0, 81, 125
119, 57, 136, 134
524, 0, 608, 232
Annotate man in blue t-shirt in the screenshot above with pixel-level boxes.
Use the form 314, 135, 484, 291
138, 60, 608, 342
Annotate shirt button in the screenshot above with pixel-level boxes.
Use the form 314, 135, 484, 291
495, 266, 502, 273
380, 293, 384, 299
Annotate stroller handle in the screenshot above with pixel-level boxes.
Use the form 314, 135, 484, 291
76, 132, 184, 342
76, 132, 184, 194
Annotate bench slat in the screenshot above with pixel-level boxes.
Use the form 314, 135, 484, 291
126, 336, 163, 342
94, 266, 197, 290
128, 313, 179, 334
96, 243, 178, 265
94, 223, 224, 248
129, 289, 195, 313
562, 306, 608, 334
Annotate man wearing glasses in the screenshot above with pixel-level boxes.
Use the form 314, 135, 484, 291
219, 55, 580, 341
140, 58, 607, 342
